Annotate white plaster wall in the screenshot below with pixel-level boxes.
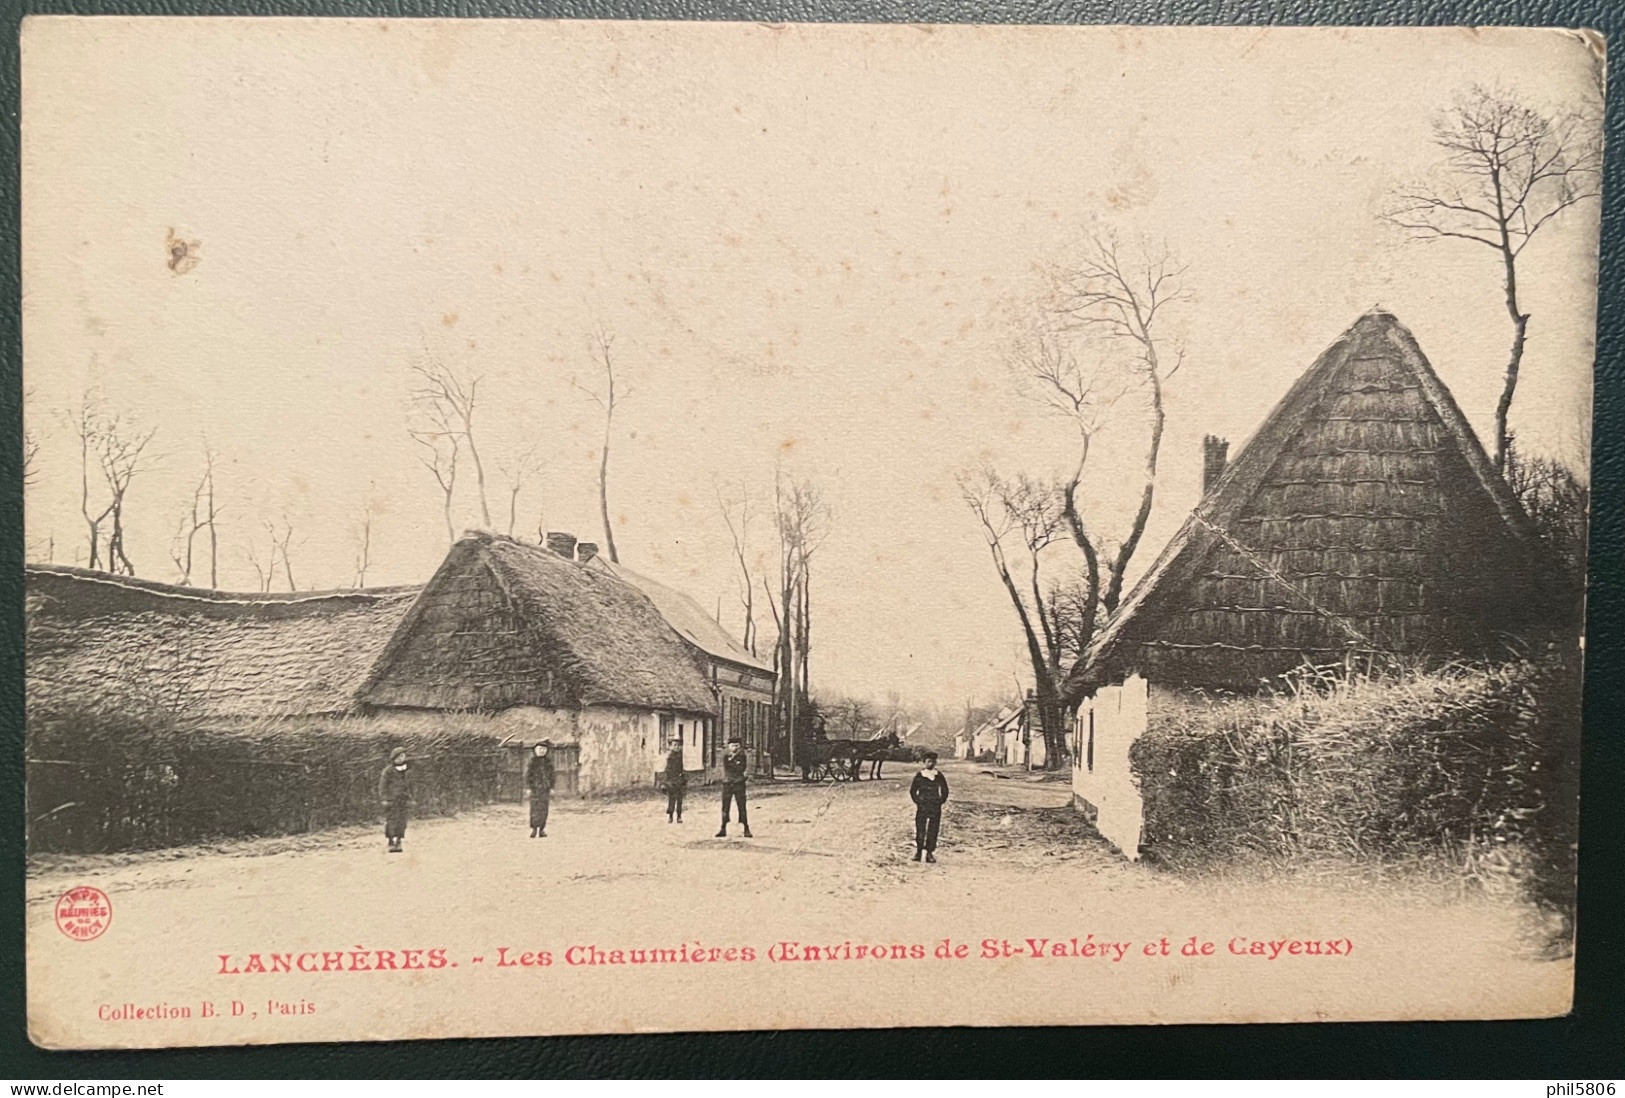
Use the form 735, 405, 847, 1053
1072, 675, 1148, 860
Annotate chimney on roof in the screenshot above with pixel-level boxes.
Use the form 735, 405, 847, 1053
545, 531, 578, 558
576, 541, 599, 563
1202, 435, 1230, 495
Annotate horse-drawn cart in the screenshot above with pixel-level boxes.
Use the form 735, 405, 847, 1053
796, 732, 907, 782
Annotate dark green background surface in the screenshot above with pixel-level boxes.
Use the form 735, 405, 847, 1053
3, 0, 1622, 1077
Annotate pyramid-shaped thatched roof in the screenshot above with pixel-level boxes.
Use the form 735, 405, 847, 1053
358, 532, 717, 715
1066, 310, 1557, 697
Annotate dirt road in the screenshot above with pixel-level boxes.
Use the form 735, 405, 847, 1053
26, 761, 1570, 1047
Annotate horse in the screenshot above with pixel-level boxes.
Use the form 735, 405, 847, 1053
853, 731, 902, 780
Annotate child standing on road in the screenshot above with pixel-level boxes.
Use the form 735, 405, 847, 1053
910, 752, 949, 863
380, 747, 412, 853
526, 741, 555, 838
716, 737, 752, 838
663, 732, 687, 823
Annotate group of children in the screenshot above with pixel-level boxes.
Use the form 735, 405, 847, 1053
377, 737, 951, 862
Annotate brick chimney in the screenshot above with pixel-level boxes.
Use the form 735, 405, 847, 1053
1202, 435, 1230, 495
544, 531, 578, 558
576, 541, 599, 563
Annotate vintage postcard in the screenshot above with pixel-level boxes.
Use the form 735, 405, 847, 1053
21, 18, 1600, 1048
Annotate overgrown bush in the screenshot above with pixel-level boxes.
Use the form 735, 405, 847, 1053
1129, 653, 1580, 928
27, 709, 517, 854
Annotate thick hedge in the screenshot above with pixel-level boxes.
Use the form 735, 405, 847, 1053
26, 710, 518, 854
1128, 654, 1581, 923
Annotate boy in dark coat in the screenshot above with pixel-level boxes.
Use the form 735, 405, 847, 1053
716, 737, 752, 838
909, 752, 949, 863
380, 747, 411, 853
663, 732, 687, 823
525, 741, 556, 837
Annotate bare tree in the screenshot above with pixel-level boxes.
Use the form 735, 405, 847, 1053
959, 465, 1070, 768
573, 329, 631, 563
715, 478, 759, 655
1007, 308, 1114, 651
170, 440, 222, 586
244, 524, 276, 593
409, 350, 490, 528
1383, 84, 1602, 471
267, 514, 299, 592
408, 382, 462, 547
783, 476, 827, 718
68, 398, 105, 570
764, 472, 832, 766
498, 443, 544, 538
351, 492, 383, 587
1047, 232, 1189, 614
67, 394, 159, 575
817, 694, 875, 740
1506, 441, 1589, 580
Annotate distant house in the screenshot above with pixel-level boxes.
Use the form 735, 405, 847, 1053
27, 530, 776, 797
992, 706, 1026, 768
1064, 310, 1559, 857
957, 704, 1015, 761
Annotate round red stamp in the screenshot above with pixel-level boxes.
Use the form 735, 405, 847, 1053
55, 885, 112, 941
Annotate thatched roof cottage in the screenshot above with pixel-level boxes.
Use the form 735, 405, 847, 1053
27, 530, 773, 797
356, 532, 721, 792
1066, 309, 1560, 857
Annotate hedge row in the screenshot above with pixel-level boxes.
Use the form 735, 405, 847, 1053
27, 711, 519, 854
1128, 654, 1581, 921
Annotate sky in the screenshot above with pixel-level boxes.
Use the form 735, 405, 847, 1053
20, 19, 1602, 709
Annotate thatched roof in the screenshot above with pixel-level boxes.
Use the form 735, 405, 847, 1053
26, 566, 420, 720
590, 558, 774, 674
358, 532, 717, 715
1067, 310, 1555, 697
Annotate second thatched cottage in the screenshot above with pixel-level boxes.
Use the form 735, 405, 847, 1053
356, 531, 733, 793
1065, 310, 1562, 858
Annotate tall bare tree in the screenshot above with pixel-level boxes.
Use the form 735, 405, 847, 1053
408, 379, 462, 547
1007, 309, 1113, 652
1383, 84, 1602, 471
573, 329, 630, 564
409, 351, 490, 528
1047, 232, 1188, 614
959, 465, 1071, 768
715, 478, 760, 655
170, 441, 223, 587
763, 472, 831, 766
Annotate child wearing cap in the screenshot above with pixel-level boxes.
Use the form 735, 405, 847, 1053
909, 752, 949, 863
380, 747, 412, 853
716, 737, 752, 838
526, 741, 556, 837
663, 731, 687, 823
